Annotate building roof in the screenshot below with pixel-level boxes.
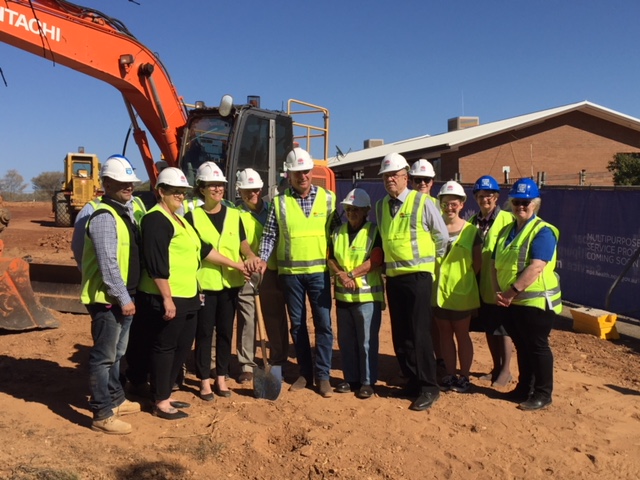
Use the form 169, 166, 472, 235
328, 101, 640, 168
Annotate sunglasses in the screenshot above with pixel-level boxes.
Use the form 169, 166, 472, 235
344, 207, 363, 213
511, 199, 531, 207
413, 177, 433, 184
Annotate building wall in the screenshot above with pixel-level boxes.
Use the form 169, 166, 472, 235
452, 111, 640, 186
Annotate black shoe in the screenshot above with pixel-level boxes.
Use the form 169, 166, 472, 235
518, 394, 552, 411
199, 392, 215, 402
153, 408, 188, 420
357, 385, 374, 399
502, 388, 532, 403
409, 392, 440, 411
334, 382, 352, 394
389, 385, 420, 398
169, 401, 190, 409
214, 383, 232, 398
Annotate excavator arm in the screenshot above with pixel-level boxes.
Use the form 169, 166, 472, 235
0, 0, 188, 183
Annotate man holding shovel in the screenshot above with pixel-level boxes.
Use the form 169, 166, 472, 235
249, 148, 340, 398
235, 168, 288, 384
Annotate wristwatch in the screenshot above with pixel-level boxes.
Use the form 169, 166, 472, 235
511, 284, 521, 294
347, 271, 355, 279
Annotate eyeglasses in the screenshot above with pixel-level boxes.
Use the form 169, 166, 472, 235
383, 172, 408, 180
344, 207, 363, 213
412, 177, 433, 184
511, 199, 532, 207
241, 188, 262, 194
204, 184, 225, 190
165, 189, 187, 197
441, 202, 462, 209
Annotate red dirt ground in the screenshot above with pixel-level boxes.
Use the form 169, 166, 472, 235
0, 202, 639, 480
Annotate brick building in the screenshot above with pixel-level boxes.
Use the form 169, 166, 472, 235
329, 101, 640, 186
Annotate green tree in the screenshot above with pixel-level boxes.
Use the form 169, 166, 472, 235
32, 171, 64, 200
0, 169, 27, 200
608, 153, 640, 185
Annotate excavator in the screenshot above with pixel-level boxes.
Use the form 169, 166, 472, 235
0, 0, 334, 330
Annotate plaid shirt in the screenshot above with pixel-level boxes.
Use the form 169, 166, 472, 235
258, 184, 340, 261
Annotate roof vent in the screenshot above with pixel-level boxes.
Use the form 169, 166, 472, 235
448, 116, 479, 131
364, 139, 384, 149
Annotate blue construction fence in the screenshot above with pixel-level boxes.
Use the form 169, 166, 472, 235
336, 179, 640, 318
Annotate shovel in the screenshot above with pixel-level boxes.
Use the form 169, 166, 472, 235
248, 271, 282, 400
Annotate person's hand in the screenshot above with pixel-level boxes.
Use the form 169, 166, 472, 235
246, 256, 266, 274
121, 301, 135, 317
496, 290, 516, 307
162, 298, 177, 320
336, 271, 356, 291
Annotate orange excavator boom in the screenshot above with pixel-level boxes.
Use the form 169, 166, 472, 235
0, 0, 188, 183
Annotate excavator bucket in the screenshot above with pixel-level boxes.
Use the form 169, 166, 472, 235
0, 257, 60, 331
29, 263, 84, 314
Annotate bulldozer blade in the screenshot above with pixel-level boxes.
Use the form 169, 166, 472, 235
29, 263, 84, 314
0, 257, 60, 331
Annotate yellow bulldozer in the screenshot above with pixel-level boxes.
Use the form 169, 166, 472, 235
53, 148, 102, 227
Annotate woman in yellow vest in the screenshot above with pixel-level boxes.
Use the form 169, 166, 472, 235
494, 178, 561, 411
327, 189, 384, 399
138, 168, 244, 420
432, 181, 482, 393
468, 175, 514, 388
184, 162, 254, 401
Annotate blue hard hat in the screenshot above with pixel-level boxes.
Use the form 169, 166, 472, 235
473, 175, 500, 193
509, 178, 540, 199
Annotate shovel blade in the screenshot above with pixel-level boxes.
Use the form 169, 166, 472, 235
253, 366, 281, 401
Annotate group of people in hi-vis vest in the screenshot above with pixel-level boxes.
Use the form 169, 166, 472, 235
371, 152, 560, 412
78, 148, 561, 435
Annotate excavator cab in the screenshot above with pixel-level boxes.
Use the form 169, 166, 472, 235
180, 103, 293, 202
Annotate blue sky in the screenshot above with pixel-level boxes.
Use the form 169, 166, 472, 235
1, 1, 639, 189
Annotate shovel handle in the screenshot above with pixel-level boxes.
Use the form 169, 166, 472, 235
254, 294, 270, 369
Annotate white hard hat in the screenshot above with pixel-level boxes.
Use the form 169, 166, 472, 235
438, 181, 466, 201
236, 168, 264, 189
409, 159, 436, 178
285, 147, 314, 171
378, 152, 409, 175
157, 167, 192, 188
100, 155, 141, 183
341, 188, 371, 208
196, 161, 227, 183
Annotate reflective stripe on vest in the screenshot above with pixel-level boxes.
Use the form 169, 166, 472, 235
80, 203, 131, 305
432, 221, 480, 310
275, 187, 334, 274
376, 190, 435, 277
192, 206, 244, 290
332, 222, 384, 303
138, 204, 202, 298
495, 217, 562, 313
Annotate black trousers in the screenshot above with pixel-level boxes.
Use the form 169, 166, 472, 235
502, 303, 555, 399
385, 272, 439, 395
195, 288, 239, 379
144, 293, 198, 402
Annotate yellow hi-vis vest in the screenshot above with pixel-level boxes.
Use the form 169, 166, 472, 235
375, 190, 436, 277
331, 222, 384, 303
240, 204, 277, 271
432, 221, 480, 310
275, 187, 335, 275
138, 204, 202, 298
89, 196, 146, 223
469, 209, 513, 304
495, 217, 562, 314
191, 206, 244, 290
80, 203, 131, 305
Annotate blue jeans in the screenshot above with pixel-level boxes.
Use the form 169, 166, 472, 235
280, 272, 333, 380
87, 304, 133, 421
337, 301, 381, 385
